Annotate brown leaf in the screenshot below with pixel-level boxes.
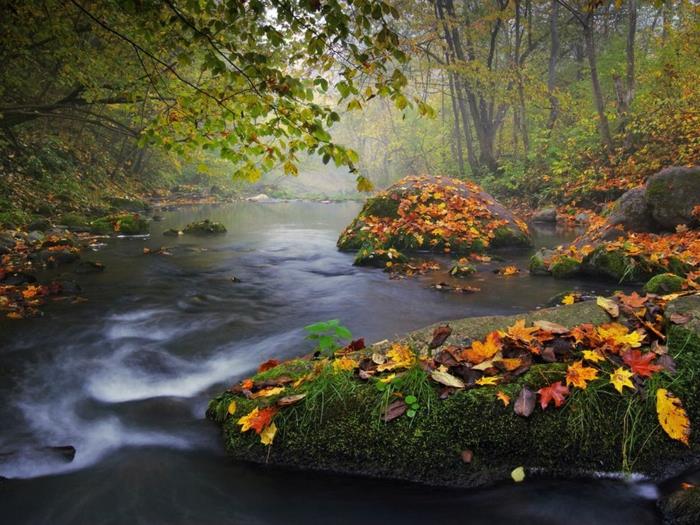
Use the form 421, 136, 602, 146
277, 393, 306, 407
461, 449, 474, 463
382, 399, 407, 422
657, 354, 677, 374
429, 324, 452, 349
533, 320, 569, 334
514, 386, 535, 417
258, 359, 280, 373
669, 312, 691, 325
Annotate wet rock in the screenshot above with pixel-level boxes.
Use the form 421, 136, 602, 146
353, 247, 407, 268
607, 186, 655, 232
74, 261, 105, 274
42, 249, 80, 268
449, 261, 476, 278
575, 212, 590, 224
0, 232, 17, 254
51, 277, 82, 294
528, 249, 553, 276
338, 175, 531, 254
644, 273, 685, 294
104, 196, 150, 213
532, 207, 557, 223
27, 230, 45, 243
658, 486, 700, 525
163, 228, 182, 237
90, 214, 149, 235
151, 214, 164, 222
1, 271, 37, 285
247, 193, 270, 202
27, 217, 52, 232
183, 219, 227, 235
550, 256, 581, 279
646, 166, 700, 230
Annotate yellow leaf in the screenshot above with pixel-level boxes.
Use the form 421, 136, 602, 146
462, 331, 502, 364
496, 390, 511, 406
227, 400, 237, 415
238, 407, 260, 432
431, 369, 465, 388
377, 343, 414, 371
333, 356, 358, 372
476, 376, 500, 386
566, 360, 599, 389
511, 466, 526, 482
378, 373, 396, 383
561, 293, 575, 305
656, 389, 691, 446
500, 265, 519, 276
596, 296, 619, 318
250, 386, 285, 399
260, 421, 277, 446
609, 367, 635, 394
582, 350, 605, 363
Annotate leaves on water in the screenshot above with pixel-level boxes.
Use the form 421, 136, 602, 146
656, 389, 691, 446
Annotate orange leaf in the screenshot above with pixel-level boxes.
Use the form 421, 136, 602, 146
237, 406, 278, 435
258, 359, 280, 373
461, 331, 502, 364
565, 360, 599, 389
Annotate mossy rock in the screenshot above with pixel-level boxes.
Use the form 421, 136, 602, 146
659, 487, 700, 525
104, 196, 150, 213
550, 256, 581, 279
644, 273, 685, 294
353, 247, 407, 268
208, 298, 700, 488
90, 214, 149, 235
60, 213, 90, 229
183, 219, 227, 235
337, 175, 532, 255
645, 166, 700, 230
449, 262, 476, 278
528, 249, 552, 276
581, 246, 652, 283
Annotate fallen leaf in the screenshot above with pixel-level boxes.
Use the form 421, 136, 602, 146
431, 369, 465, 388
260, 421, 277, 445
382, 399, 407, 422
596, 296, 619, 318
250, 386, 285, 399
622, 349, 663, 377
333, 356, 358, 372
475, 376, 500, 386
566, 360, 599, 389
258, 359, 280, 373
609, 367, 635, 394
461, 331, 502, 364
238, 406, 277, 434
533, 320, 569, 334
227, 400, 237, 415
461, 449, 474, 463
377, 343, 414, 371
511, 466, 526, 482
617, 291, 648, 309
429, 324, 452, 349
582, 349, 605, 363
514, 386, 535, 417
504, 319, 539, 345
561, 293, 576, 305
656, 389, 690, 446
496, 390, 511, 406
669, 312, 691, 325
277, 393, 306, 407
500, 266, 520, 276
538, 381, 570, 409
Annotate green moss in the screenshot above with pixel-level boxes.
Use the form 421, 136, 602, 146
208, 301, 700, 488
361, 194, 400, 218
582, 247, 651, 283
183, 219, 226, 235
490, 226, 532, 249
104, 196, 150, 212
90, 214, 149, 235
659, 487, 700, 525
353, 247, 407, 268
449, 262, 476, 277
550, 256, 581, 279
644, 273, 685, 294
529, 252, 551, 276
60, 212, 90, 228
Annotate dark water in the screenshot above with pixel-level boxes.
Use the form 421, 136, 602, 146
0, 202, 660, 524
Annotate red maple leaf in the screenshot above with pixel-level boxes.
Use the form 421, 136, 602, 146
622, 349, 663, 377
258, 359, 280, 373
248, 406, 278, 434
537, 381, 570, 410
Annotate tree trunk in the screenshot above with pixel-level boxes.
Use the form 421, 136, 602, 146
583, 21, 614, 151
546, 0, 560, 131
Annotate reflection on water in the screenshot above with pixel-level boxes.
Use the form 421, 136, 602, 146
0, 201, 658, 524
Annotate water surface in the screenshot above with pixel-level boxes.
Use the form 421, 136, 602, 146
0, 201, 659, 524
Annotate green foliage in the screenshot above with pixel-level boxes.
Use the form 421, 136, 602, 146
304, 319, 353, 356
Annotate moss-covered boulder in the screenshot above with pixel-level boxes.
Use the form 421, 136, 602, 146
208, 296, 700, 489
183, 219, 227, 235
644, 273, 685, 294
90, 214, 149, 235
337, 175, 531, 255
353, 247, 407, 268
646, 166, 700, 230
659, 487, 700, 525
449, 260, 476, 278
550, 256, 581, 279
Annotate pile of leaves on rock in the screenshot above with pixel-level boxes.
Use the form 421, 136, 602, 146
223, 292, 693, 448
0, 231, 93, 319
338, 175, 530, 265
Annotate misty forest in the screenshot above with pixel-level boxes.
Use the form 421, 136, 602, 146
1, 1, 700, 524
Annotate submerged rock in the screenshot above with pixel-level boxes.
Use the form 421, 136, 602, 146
208, 296, 700, 489
337, 175, 531, 255
531, 207, 557, 223
183, 219, 227, 235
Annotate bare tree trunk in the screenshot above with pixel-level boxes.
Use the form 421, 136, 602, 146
447, 72, 466, 176
546, 0, 560, 131
583, 20, 614, 151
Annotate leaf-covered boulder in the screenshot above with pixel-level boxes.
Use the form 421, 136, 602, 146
337, 175, 531, 255
208, 295, 700, 489
183, 219, 227, 235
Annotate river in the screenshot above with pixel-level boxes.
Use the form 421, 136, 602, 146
0, 201, 660, 524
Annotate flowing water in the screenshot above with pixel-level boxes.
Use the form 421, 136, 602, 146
0, 201, 661, 524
